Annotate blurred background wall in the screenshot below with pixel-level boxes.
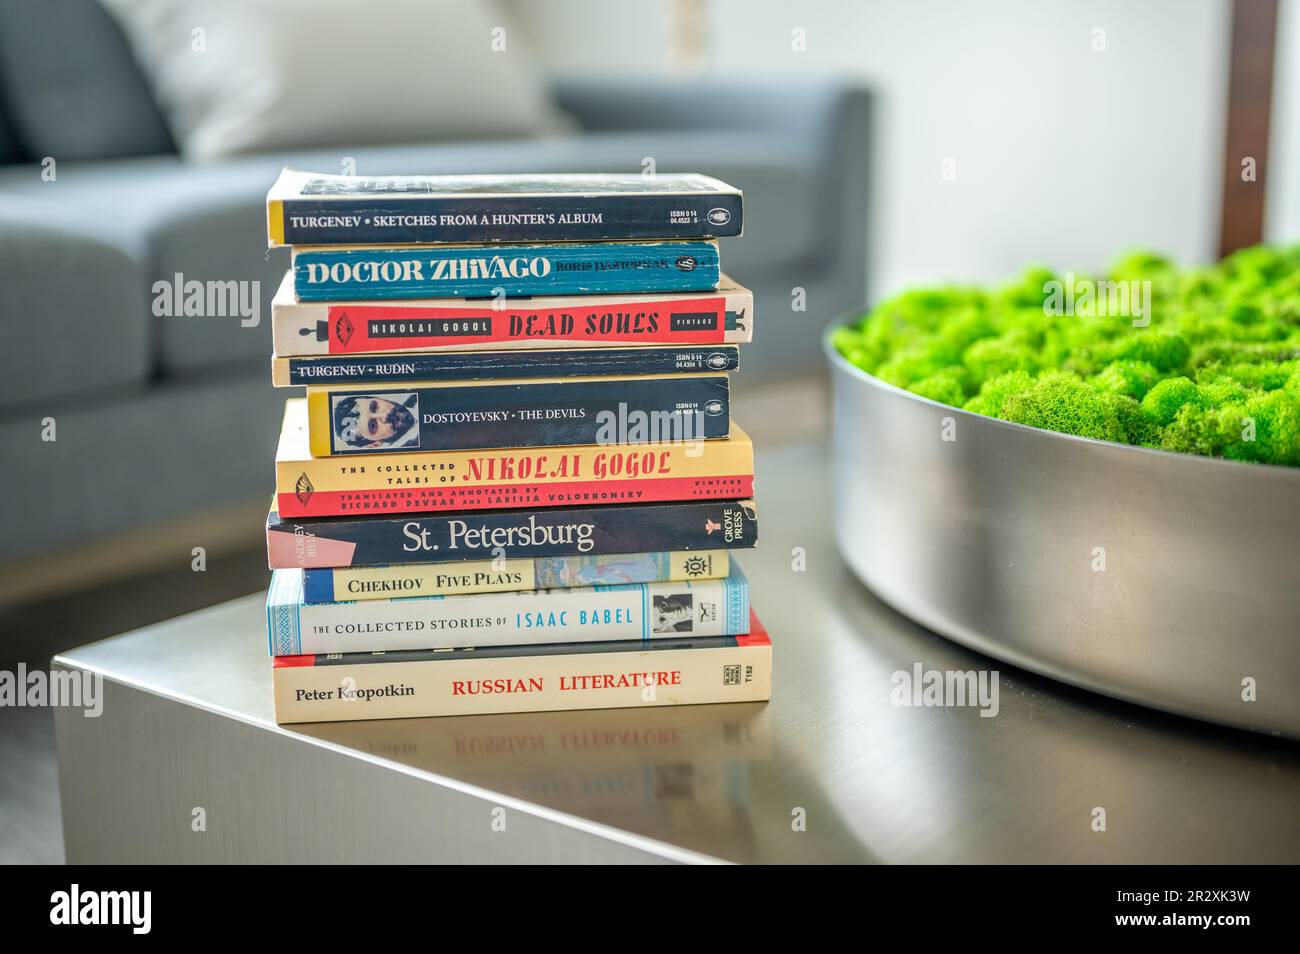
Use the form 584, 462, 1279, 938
518, 0, 1297, 294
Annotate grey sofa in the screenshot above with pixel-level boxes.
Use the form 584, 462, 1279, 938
0, 10, 868, 565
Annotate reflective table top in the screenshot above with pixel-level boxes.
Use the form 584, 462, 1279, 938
58, 441, 1300, 863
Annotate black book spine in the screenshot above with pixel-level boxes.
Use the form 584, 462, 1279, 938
280, 193, 743, 245
286, 345, 739, 385
314, 375, 730, 455
268, 499, 758, 569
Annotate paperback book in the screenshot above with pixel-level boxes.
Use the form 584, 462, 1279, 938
290, 240, 721, 301
267, 498, 758, 569
266, 564, 750, 656
273, 344, 738, 386
274, 399, 755, 518
304, 373, 730, 455
300, 549, 731, 604
272, 613, 773, 724
270, 273, 753, 356
267, 169, 743, 246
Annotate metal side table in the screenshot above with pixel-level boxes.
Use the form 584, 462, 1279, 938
54, 442, 1300, 863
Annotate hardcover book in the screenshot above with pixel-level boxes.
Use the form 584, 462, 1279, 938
267, 169, 743, 247
290, 240, 721, 301
270, 272, 753, 356
272, 344, 739, 386
272, 613, 773, 723
300, 549, 730, 604
274, 399, 755, 518
266, 564, 750, 656
267, 498, 758, 569
304, 373, 730, 455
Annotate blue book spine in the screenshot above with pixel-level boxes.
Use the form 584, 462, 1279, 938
292, 241, 720, 301
267, 564, 750, 656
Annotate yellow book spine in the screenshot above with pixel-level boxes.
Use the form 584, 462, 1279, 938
275, 418, 754, 517
267, 198, 285, 247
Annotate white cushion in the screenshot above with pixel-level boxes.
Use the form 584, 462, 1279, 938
100, 0, 571, 160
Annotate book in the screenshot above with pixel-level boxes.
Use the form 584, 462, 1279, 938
270, 272, 753, 356
274, 399, 755, 518
267, 499, 758, 569
272, 344, 739, 386
300, 550, 730, 603
266, 563, 750, 656
290, 240, 720, 301
272, 612, 773, 723
304, 373, 730, 456
266, 169, 743, 247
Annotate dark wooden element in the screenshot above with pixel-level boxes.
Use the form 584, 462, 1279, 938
1218, 0, 1280, 257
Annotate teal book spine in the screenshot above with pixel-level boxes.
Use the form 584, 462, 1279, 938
292, 241, 720, 301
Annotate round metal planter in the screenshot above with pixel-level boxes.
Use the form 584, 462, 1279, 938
826, 330, 1300, 738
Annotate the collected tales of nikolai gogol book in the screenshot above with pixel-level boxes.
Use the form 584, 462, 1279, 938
262, 166, 770, 725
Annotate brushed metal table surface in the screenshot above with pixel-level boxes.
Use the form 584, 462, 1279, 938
54, 441, 1300, 863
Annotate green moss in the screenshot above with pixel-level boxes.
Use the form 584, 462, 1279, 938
1001, 372, 1128, 443
835, 244, 1300, 466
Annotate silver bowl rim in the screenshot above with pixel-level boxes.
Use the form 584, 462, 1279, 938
822, 319, 1300, 480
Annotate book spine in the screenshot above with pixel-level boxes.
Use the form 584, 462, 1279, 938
275, 436, 754, 518
302, 550, 731, 603
268, 499, 758, 568
274, 345, 739, 386
291, 241, 720, 301
267, 566, 749, 656
271, 290, 753, 356
271, 635, 772, 723
305, 375, 730, 455
271, 193, 743, 246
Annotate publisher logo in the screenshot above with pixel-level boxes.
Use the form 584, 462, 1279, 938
335, 312, 355, 345
675, 256, 698, 272
706, 352, 730, 369
707, 208, 731, 227
704, 399, 725, 416
295, 473, 315, 506
682, 554, 712, 576
670, 311, 717, 331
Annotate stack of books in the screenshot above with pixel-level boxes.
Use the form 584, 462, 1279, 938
262, 169, 773, 723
